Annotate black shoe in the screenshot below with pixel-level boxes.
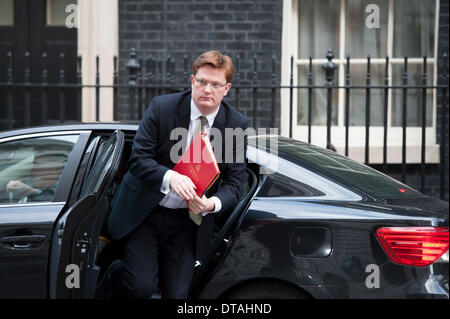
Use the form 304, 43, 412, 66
95, 259, 124, 299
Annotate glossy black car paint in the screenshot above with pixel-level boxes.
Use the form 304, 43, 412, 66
192, 138, 448, 299
0, 124, 448, 299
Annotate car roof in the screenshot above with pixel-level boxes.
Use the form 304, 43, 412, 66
0, 122, 140, 139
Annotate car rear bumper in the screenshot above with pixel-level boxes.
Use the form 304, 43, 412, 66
303, 259, 448, 299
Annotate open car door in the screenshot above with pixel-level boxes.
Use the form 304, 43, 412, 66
50, 130, 124, 299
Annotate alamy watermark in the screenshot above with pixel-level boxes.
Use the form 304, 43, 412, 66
65, 3, 380, 30
169, 127, 279, 174
65, 264, 80, 289
365, 264, 380, 289
365, 4, 380, 29
65, 4, 79, 29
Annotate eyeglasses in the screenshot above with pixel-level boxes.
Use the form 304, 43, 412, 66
194, 77, 228, 89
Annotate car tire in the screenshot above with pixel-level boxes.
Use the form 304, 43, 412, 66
225, 280, 311, 299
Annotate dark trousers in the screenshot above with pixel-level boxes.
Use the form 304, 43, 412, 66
115, 205, 197, 299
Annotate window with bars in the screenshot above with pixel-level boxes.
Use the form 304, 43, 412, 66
296, 0, 437, 126
290, 0, 438, 155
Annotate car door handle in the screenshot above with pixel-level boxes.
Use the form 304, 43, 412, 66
0, 235, 46, 249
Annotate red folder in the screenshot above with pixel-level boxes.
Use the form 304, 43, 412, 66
172, 132, 220, 200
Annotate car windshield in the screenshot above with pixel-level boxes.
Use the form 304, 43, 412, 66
249, 136, 426, 199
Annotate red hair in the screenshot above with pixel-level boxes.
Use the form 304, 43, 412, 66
192, 50, 234, 83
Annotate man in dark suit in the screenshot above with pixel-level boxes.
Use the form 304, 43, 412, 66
106, 51, 248, 299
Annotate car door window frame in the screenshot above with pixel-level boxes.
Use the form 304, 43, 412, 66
67, 135, 101, 206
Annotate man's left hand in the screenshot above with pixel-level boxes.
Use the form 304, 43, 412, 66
189, 195, 215, 214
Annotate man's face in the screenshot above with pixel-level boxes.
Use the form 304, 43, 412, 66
191, 65, 231, 114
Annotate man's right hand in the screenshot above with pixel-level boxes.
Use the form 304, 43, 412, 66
6, 180, 36, 198
169, 172, 197, 201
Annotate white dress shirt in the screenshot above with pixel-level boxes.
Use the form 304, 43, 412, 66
158, 99, 222, 215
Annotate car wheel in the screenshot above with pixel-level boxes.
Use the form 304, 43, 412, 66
225, 280, 311, 299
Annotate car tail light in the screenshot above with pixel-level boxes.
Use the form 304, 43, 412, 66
376, 227, 449, 267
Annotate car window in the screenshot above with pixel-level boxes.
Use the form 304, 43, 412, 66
0, 135, 79, 204
253, 136, 425, 199
248, 146, 357, 200
258, 172, 325, 197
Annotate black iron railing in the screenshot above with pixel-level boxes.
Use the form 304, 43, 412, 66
0, 48, 448, 200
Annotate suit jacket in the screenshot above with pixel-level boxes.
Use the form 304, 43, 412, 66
108, 90, 248, 260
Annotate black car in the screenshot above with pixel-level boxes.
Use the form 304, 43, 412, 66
0, 124, 448, 299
